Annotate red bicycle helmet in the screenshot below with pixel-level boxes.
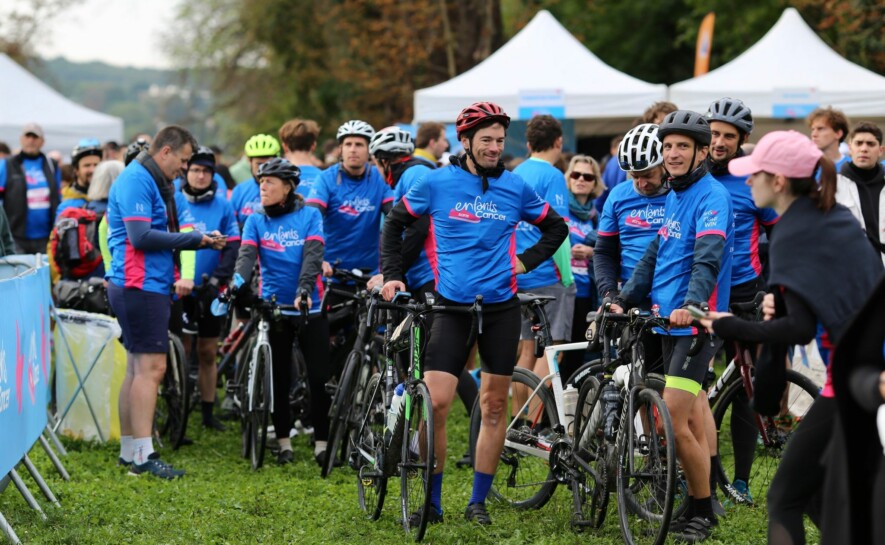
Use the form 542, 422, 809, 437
455, 102, 511, 139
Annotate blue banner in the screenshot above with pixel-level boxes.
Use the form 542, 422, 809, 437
0, 259, 51, 477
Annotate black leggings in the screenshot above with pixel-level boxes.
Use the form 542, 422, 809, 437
268, 314, 332, 442
767, 396, 834, 545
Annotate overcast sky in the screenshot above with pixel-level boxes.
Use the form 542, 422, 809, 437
3, 0, 179, 69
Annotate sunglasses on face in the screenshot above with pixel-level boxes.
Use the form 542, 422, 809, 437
569, 171, 596, 182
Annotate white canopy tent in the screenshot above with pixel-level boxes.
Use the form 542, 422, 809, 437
413, 10, 666, 134
0, 54, 124, 155
669, 8, 885, 131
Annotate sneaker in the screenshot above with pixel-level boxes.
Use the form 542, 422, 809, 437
673, 516, 718, 543
128, 457, 185, 480
407, 507, 444, 527
669, 512, 693, 533
202, 417, 227, 432
464, 502, 492, 526
278, 449, 294, 465
728, 479, 754, 505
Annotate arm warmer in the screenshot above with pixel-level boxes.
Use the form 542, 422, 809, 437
179, 227, 196, 280
234, 243, 258, 286
401, 214, 430, 273
212, 239, 240, 284
517, 208, 568, 273
552, 238, 574, 288
683, 234, 726, 305
619, 237, 659, 305
593, 234, 621, 299
298, 239, 324, 293
124, 220, 202, 251
380, 201, 418, 283
712, 289, 817, 345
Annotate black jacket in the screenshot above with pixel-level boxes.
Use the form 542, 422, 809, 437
2, 152, 59, 242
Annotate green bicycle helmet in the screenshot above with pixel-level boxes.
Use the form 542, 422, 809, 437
244, 134, 281, 158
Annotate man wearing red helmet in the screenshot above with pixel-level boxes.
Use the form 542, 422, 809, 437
381, 102, 568, 526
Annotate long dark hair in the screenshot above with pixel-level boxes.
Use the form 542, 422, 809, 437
788, 156, 836, 212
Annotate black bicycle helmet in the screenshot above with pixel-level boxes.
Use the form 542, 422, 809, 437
657, 110, 711, 147
256, 157, 301, 186
705, 97, 754, 136
188, 145, 216, 170
71, 138, 103, 167
125, 138, 150, 166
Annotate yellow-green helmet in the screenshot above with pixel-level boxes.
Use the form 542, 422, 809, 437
244, 134, 281, 158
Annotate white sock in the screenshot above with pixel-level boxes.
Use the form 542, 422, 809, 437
120, 435, 133, 462
278, 437, 292, 452
132, 437, 155, 465
314, 440, 328, 457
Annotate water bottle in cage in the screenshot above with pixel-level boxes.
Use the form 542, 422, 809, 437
601, 382, 622, 441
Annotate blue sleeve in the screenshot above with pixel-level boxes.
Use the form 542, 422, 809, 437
305, 174, 330, 212
175, 193, 197, 231
401, 176, 431, 217
757, 206, 779, 226
518, 181, 550, 224
223, 203, 240, 238
124, 220, 203, 251
544, 172, 570, 218
684, 191, 732, 304
597, 192, 619, 236
619, 236, 659, 305
0, 159, 6, 196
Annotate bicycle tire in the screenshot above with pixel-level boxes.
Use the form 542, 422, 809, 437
400, 381, 434, 542
565, 358, 603, 390
323, 349, 360, 478
616, 387, 676, 545
346, 351, 375, 469
289, 345, 311, 428
467, 367, 560, 510
237, 335, 256, 459
571, 375, 609, 530
355, 373, 388, 520
712, 368, 818, 503
249, 344, 271, 470
156, 333, 189, 450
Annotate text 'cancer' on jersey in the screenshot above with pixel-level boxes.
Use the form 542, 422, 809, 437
240, 206, 324, 312
400, 165, 550, 304
597, 180, 668, 283
306, 163, 393, 273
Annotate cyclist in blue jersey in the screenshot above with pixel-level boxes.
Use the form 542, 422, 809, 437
704, 97, 779, 505
229, 134, 281, 226
612, 111, 735, 542
233, 158, 331, 466
56, 139, 103, 217
594, 123, 669, 303
107, 126, 225, 479
512, 115, 575, 382
380, 102, 568, 526
279, 118, 323, 197
175, 147, 241, 432
562, 155, 604, 378
306, 120, 393, 284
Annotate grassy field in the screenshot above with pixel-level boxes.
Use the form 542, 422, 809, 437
2, 405, 819, 545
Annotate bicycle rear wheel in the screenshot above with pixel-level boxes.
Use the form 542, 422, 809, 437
467, 367, 560, 510
616, 387, 675, 545
324, 350, 360, 478
249, 344, 271, 470
571, 375, 609, 530
713, 369, 818, 504
355, 373, 388, 520
400, 381, 434, 542
289, 345, 311, 429
156, 333, 189, 450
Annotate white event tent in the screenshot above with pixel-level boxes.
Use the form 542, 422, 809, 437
413, 10, 666, 134
669, 8, 885, 132
0, 54, 124, 155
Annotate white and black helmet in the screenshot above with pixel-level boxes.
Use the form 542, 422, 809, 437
705, 97, 754, 135
618, 123, 663, 172
369, 126, 415, 158
337, 120, 375, 143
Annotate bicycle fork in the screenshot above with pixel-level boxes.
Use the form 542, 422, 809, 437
247, 321, 274, 415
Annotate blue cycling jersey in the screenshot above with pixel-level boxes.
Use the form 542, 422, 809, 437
711, 171, 778, 286
306, 163, 393, 273
512, 158, 570, 290
173, 191, 240, 285
229, 178, 261, 225
568, 212, 597, 298
394, 162, 434, 289
597, 181, 668, 283
296, 165, 322, 197
0, 156, 60, 239
240, 206, 324, 313
401, 165, 549, 304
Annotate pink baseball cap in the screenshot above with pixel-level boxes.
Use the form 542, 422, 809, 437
729, 130, 822, 178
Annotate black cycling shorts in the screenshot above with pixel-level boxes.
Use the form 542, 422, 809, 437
661, 335, 723, 396
423, 297, 521, 378
182, 295, 223, 338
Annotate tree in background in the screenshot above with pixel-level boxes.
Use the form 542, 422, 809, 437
0, 0, 83, 66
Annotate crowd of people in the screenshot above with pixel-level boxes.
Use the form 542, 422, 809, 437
1, 96, 884, 543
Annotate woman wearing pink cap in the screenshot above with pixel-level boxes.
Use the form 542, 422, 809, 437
698, 130, 883, 545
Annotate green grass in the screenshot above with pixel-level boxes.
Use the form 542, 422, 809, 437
2, 406, 819, 544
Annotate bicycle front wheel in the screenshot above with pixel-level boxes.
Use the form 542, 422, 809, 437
355, 373, 388, 520
249, 344, 271, 470
156, 333, 189, 449
713, 368, 818, 505
571, 375, 609, 530
400, 381, 434, 542
616, 387, 675, 545
467, 367, 560, 510
324, 350, 360, 478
